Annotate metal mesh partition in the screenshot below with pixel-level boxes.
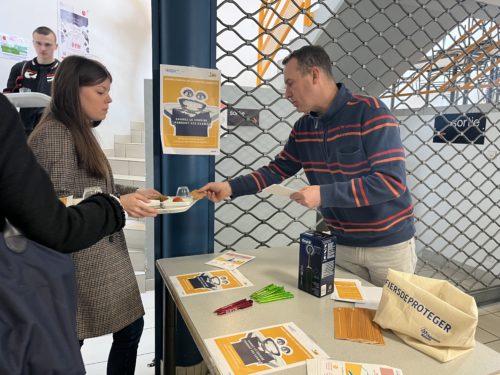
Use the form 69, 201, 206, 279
216, 0, 500, 301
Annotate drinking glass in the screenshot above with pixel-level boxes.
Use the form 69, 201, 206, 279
83, 186, 102, 199
176, 186, 190, 199
19, 87, 31, 93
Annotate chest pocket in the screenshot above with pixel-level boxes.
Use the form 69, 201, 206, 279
335, 145, 368, 177
337, 142, 365, 162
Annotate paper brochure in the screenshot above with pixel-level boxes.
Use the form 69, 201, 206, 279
306, 358, 403, 375
261, 184, 298, 197
331, 278, 365, 303
206, 251, 255, 270
205, 322, 328, 374
170, 269, 252, 296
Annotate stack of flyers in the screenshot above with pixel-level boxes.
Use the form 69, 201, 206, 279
206, 251, 255, 270
331, 279, 365, 303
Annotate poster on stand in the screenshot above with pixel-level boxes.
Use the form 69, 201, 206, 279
170, 269, 252, 296
205, 322, 328, 375
58, 2, 90, 59
160, 64, 221, 155
0, 33, 28, 61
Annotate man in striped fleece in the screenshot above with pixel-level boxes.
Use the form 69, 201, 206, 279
201, 45, 416, 287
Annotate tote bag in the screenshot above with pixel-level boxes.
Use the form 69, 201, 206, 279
0, 221, 85, 375
373, 269, 478, 362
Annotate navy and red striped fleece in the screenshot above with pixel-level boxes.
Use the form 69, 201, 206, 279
229, 83, 415, 247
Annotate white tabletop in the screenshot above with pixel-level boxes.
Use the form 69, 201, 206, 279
4, 92, 51, 108
156, 246, 500, 375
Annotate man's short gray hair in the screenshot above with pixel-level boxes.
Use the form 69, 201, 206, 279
283, 45, 334, 80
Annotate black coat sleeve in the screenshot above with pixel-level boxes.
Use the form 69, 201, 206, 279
0, 93, 126, 252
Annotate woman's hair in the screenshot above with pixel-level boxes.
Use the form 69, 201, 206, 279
32, 55, 112, 178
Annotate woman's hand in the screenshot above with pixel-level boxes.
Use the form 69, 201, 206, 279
136, 188, 162, 199
120, 192, 158, 218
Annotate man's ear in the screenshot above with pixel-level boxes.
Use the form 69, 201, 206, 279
311, 66, 320, 83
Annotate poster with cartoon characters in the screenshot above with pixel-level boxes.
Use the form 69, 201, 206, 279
205, 322, 328, 375
170, 269, 253, 297
160, 64, 221, 155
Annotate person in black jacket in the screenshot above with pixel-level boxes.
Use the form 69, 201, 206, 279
0, 92, 125, 251
3, 26, 59, 136
0, 91, 128, 374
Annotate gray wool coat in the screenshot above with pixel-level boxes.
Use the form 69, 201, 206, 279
29, 118, 144, 339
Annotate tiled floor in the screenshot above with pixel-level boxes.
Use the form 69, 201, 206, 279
82, 291, 156, 375
82, 292, 500, 374
477, 301, 500, 353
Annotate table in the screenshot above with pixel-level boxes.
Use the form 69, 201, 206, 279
156, 246, 500, 375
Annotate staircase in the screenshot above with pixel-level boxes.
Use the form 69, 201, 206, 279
104, 121, 148, 292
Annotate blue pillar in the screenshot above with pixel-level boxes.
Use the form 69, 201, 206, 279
151, 0, 216, 372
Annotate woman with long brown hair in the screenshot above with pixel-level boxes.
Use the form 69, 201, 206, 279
29, 55, 158, 375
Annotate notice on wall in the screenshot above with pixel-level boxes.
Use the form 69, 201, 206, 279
433, 113, 486, 145
160, 64, 221, 155
205, 322, 328, 375
0, 32, 28, 61
227, 107, 260, 126
58, 2, 90, 59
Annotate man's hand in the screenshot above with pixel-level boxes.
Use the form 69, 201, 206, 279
290, 186, 321, 208
198, 182, 232, 203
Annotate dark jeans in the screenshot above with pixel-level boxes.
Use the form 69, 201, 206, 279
80, 317, 144, 375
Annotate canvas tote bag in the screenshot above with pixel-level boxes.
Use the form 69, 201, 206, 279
0, 220, 85, 375
373, 269, 478, 362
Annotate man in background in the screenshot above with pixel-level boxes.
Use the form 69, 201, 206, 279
4, 26, 59, 136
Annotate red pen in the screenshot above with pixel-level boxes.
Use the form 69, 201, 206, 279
216, 300, 253, 315
214, 298, 250, 313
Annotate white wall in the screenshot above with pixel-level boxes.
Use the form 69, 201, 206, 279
0, 0, 152, 149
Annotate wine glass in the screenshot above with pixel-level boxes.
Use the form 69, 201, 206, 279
176, 186, 190, 200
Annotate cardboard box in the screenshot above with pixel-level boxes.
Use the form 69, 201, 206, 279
298, 231, 336, 297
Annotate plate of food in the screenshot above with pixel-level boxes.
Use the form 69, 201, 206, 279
149, 189, 207, 214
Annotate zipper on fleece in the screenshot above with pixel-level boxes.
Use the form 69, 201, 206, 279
315, 117, 329, 162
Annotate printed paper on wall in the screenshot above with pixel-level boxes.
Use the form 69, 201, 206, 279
160, 64, 221, 155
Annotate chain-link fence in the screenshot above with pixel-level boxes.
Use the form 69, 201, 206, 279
215, 0, 499, 302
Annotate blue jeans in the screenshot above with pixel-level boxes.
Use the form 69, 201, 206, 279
80, 317, 144, 375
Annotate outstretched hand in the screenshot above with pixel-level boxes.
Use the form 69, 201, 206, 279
198, 182, 232, 203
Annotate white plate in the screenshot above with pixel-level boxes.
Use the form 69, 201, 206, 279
147, 199, 161, 208
157, 199, 197, 214
161, 199, 191, 208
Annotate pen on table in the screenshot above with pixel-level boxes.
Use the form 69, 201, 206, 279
214, 298, 250, 313
216, 300, 253, 315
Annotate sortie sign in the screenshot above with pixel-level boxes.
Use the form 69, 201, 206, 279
433, 113, 486, 144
